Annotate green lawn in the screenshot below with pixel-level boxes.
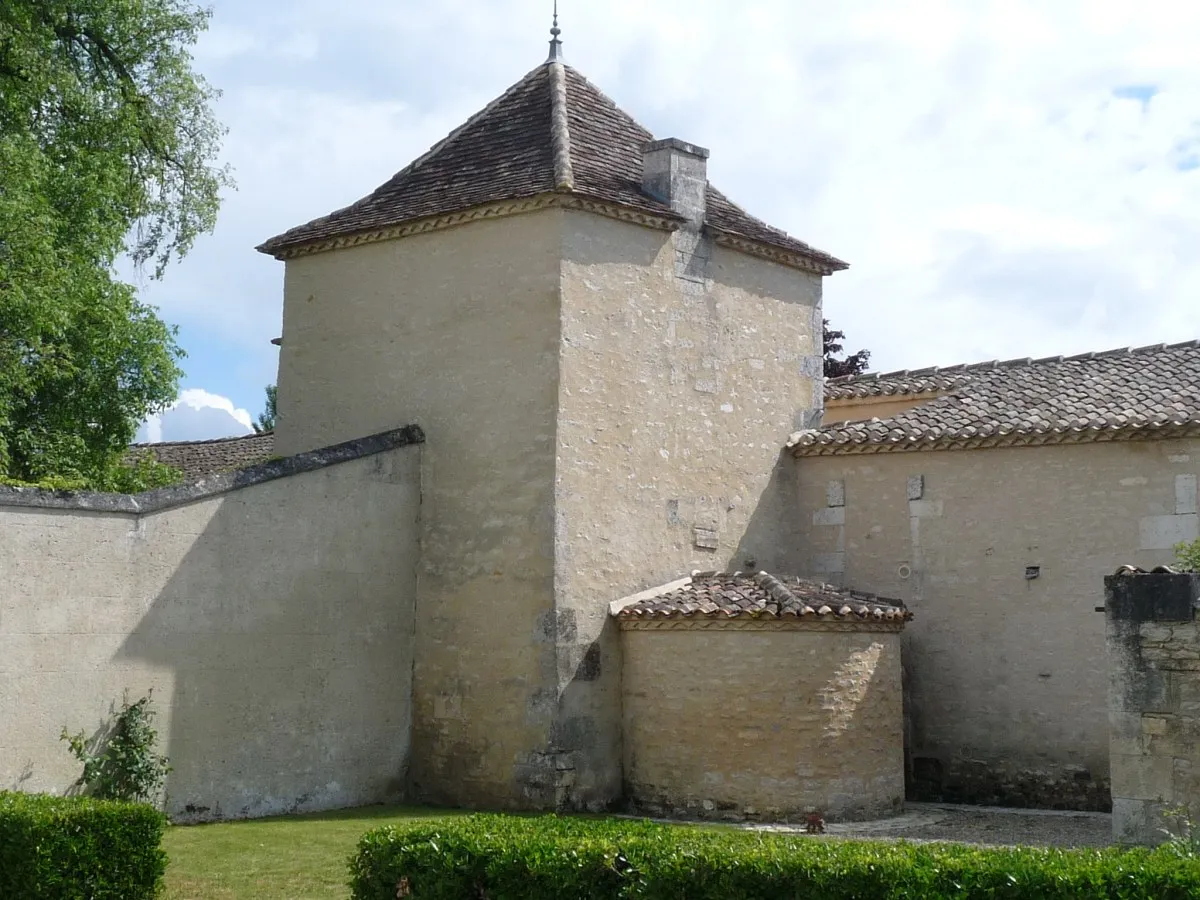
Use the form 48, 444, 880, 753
162, 805, 460, 900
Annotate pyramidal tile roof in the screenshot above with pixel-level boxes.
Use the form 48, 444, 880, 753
257, 61, 845, 274
790, 339, 1200, 455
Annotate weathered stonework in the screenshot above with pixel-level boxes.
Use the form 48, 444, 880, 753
554, 209, 823, 807
273, 197, 825, 811
0, 434, 422, 821
620, 618, 905, 822
794, 438, 1200, 810
1106, 572, 1200, 844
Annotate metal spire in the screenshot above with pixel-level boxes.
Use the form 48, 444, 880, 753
546, 1, 564, 62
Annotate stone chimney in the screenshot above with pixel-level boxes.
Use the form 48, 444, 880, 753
642, 138, 709, 230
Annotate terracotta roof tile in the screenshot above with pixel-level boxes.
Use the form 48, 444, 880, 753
128, 433, 275, 480
613, 571, 910, 622
792, 340, 1200, 454
257, 62, 845, 273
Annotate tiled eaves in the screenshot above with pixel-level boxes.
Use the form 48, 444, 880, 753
611, 570, 910, 628
258, 61, 846, 275
790, 422, 1200, 457
796, 340, 1200, 455
0, 425, 424, 516
824, 340, 1200, 400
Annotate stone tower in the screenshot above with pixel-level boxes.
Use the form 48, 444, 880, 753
258, 42, 846, 810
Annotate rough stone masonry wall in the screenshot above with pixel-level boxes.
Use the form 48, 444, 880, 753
554, 210, 824, 809
621, 620, 905, 822
794, 437, 1200, 810
0, 432, 421, 821
1107, 573, 1200, 845
274, 211, 564, 809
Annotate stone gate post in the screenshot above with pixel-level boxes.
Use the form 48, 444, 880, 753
1105, 571, 1200, 844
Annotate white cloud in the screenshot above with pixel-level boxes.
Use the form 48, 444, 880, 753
137, 389, 254, 444
144, 0, 1200, 381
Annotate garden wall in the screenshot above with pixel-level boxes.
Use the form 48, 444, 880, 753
0, 427, 422, 821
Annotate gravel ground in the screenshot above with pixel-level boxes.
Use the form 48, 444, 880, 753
740, 803, 1114, 848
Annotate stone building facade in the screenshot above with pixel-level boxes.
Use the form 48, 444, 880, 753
5, 35, 1200, 828
616, 573, 909, 821
258, 55, 842, 811
788, 345, 1200, 809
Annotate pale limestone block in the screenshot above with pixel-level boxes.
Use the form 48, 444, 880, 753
826, 480, 845, 508
906, 475, 925, 501
1110, 752, 1173, 801
1139, 514, 1199, 550
1176, 474, 1198, 515
813, 552, 846, 574
813, 507, 846, 526
908, 499, 943, 519
1141, 714, 1170, 736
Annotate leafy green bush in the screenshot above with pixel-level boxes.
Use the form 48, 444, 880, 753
1176, 538, 1200, 573
0, 791, 167, 899
349, 813, 1200, 899
61, 692, 171, 804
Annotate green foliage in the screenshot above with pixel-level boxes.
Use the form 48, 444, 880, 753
0, 791, 167, 900
62, 692, 172, 805
0, 0, 232, 486
0, 452, 183, 493
349, 813, 1200, 900
823, 318, 871, 378
1161, 805, 1200, 859
255, 383, 277, 433
1174, 538, 1200, 573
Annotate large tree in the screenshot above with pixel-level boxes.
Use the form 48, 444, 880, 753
0, 0, 230, 487
823, 318, 871, 379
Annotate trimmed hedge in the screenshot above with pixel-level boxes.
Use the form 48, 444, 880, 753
0, 791, 167, 899
350, 813, 1200, 899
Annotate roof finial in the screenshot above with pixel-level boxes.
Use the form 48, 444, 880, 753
546, 1, 564, 63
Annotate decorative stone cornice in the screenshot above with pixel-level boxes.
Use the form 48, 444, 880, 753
790, 423, 1200, 457
709, 228, 841, 276
618, 617, 905, 633
266, 194, 683, 261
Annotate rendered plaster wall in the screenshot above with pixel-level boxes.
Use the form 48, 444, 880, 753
1106, 574, 1200, 845
822, 395, 940, 425
0, 443, 420, 821
274, 211, 564, 808
794, 437, 1200, 810
555, 210, 825, 807
621, 622, 905, 821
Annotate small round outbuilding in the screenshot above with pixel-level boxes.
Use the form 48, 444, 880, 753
614, 571, 911, 823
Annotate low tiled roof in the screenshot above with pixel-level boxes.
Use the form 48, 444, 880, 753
128, 433, 275, 480
257, 62, 845, 274
792, 340, 1200, 455
613, 571, 910, 622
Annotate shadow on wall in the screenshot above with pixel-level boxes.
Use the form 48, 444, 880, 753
121, 447, 420, 821
0, 430, 422, 822
733, 449, 808, 578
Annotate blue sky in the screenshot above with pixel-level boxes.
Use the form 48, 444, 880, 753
132, 0, 1200, 441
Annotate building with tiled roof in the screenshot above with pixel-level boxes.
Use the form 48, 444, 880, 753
262, 24, 846, 817
257, 62, 845, 275
128, 432, 276, 480
8, 17, 1200, 835
791, 338, 1200, 813
791, 340, 1200, 455
615, 571, 909, 822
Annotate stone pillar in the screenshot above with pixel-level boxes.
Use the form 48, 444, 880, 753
1105, 572, 1200, 844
